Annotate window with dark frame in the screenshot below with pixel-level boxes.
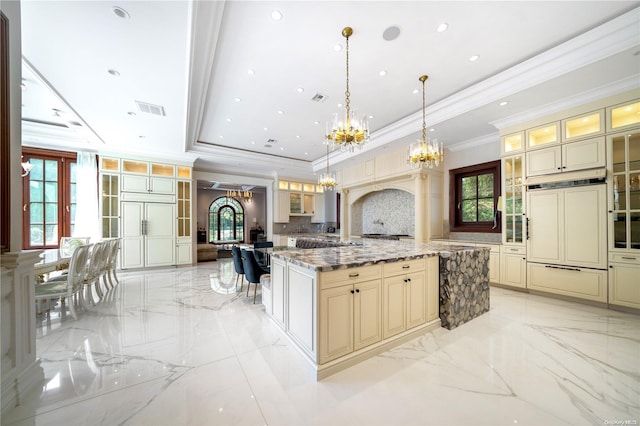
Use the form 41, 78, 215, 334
22, 147, 77, 249
449, 160, 501, 233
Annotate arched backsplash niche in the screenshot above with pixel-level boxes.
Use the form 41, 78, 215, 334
351, 189, 415, 236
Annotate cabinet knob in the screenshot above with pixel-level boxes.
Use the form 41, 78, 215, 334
350, 290, 355, 294
355, 289, 360, 293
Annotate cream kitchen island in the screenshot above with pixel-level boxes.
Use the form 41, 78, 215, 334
267, 240, 490, 379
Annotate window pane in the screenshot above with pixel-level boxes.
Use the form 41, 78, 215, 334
44, 182, 58, 202
30, 159, 43, 181
31, 225, 44, 245
70, 163, 77, 182
478, 173, 493, 198
462, 200, 477, 222
30, 203, 43, 224
461, 177, 477, 200
45, 202, 57, 223
70, 182, 77, 203
45, 224, 57, 245
30, 181, 43, 202
478, 198, 494, 221
44, 160, 58, 181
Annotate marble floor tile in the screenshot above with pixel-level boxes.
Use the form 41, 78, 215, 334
3, 258, 639, 426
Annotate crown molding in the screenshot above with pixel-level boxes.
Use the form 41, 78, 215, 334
447, 133, 499, 153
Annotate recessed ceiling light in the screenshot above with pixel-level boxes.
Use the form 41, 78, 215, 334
333, 44, 343, 52
296, 87, 304, 93
271, 10, 283, 21
379, 70, 387, 77
337, 103, 343, 108
247, 69, 255, 75
499, 101, 508, 106
436, 23, 448, 33
369, 115, 374, 119
108, 69, 120, 76
219, 135, 224, 139
304, 152, 308, 155
127, 111, 136, 116
234, 97, 241, 102
225, 118, 232, 122
280, 147, 284, 151
382, 25, 401, 42
296, 135, 301, 139
412, 89, 419, 94
263, 127, 268, 131
429, 128, 435, 132
139, 135, 145, 139
112, 6, 130, 19
277, 110, 284, 115
314, 121, 320, 125
582, 118, 589, 122
469, 55, 480, 62
251, 141, 255, 145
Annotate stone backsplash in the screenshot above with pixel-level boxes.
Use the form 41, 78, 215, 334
351, 189, 415, 236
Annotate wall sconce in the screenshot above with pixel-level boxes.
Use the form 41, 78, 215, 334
21, 156, 33, 177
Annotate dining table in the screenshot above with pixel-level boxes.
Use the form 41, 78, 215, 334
34, 248, 73, 283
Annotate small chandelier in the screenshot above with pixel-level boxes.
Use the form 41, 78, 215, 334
407, 75, 443, 169
326, 27, 369, 152
318, 143, 337, 191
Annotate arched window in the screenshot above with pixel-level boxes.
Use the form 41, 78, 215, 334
209, 196, 245, 242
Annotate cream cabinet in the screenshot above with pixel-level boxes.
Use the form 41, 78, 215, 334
562, 110, 604, 142
526, 137, 605, 177
608, 256, 640, 309
500, 247, 527, 289
100, 173, 119, 238
273, 190, 290, 223
311, 193, 325, 223
502, 154, 526, 245
527, 263, 607, 302
176, 180, 192, 265
318, 265, 382, 364
382, 259, 427, 339
288, 265, 317, 356
527, 185, 607, 269
607, 100, 640, 132
270, 258, 287, 329
121, 160, 176, 194
476, 244, 500, 284
501, 132, 524, 156
526, 122, 560, 150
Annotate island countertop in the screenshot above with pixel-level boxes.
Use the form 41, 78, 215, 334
269, 239, 481, 272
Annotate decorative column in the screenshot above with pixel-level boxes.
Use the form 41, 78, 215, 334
1, 251, 45, 415
340, 189, 349, 240
413, 173, 427, 243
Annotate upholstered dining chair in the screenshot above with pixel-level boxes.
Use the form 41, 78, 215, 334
59, 236, 91, 256
36, 244, 91, 320
100, 238, 120, 295
80, 241, 107, 307
240, 248, 270, 304
231, 245, 245, 291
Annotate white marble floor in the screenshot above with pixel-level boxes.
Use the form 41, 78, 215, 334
3, 259, 640, 426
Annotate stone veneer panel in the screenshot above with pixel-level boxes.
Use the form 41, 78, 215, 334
439, 247, 491, 330
353, 189, 414, 236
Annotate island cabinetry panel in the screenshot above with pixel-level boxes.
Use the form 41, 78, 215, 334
382, 259, 426, 339
318, 265, 382, 364
271, 258, 287, 329
287, 265, 317, 358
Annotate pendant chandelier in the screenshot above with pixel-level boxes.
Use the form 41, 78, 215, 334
326, 27, 369, 152
226, 189, 253, 200
318, 143, 337, 191
407, 75, 443, 169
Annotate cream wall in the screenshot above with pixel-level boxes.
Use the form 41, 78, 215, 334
2, 0, 23, 251
442, 138, 501, 236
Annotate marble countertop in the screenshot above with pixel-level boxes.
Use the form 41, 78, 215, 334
269, 239, 483, 272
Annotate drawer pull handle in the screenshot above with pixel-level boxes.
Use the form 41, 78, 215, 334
621, 257, 637, 260
544, 265, 581, 272
510, 249, 519, 252
349, 273, 359, 278
402, 265, 410, 269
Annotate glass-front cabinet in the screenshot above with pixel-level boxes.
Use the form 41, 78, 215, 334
101, 174, 119, 238
502, 154, 525, 245
609, 130, 640, 251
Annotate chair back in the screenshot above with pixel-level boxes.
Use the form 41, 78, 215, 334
107, 238, 120, 268
253, 241, 273, 265
241, 248, 268, 284
84, 241, 105, 283
66, 244, 91, 297
60, 236, 91, 256
231, 245, 244, 275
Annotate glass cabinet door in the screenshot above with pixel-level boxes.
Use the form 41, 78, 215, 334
610, 131, 640, 250
290, 193, 302, 214
502, 154, 525, 245
101, 174, 119, 238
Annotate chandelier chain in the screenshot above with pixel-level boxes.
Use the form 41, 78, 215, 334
344, 33, 350, 124
422, 77, 426, 143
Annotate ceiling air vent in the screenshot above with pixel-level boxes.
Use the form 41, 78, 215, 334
267, 139, 277, 144
311, 93, 327, 103
135, 100, 166, 116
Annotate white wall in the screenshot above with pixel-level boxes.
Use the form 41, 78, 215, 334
2, 0, 23, 251
443, 138, 501, 233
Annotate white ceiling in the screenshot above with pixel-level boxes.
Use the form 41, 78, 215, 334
19, 1, 640, 182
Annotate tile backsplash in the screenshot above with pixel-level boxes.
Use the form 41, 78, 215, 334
352, 189, 414, 236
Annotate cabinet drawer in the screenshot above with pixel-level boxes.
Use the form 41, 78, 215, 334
609, 253, 640, 265
527, 263, 607, 302
503, 246, 526, 255
320, 265, 382, 289
475, 243, 500, 253
383, 258, 426, 276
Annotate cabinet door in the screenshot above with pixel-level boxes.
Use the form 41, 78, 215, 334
275, 191, 290, 223
289, 193, 302, 214
500, 253, 526, 289
311, 194, 325, 223
150, 177, 175, 194
489, 252, 500, 284
609, 263, 640, 309
121, 174, 148, 193
353, 279, 382, 351
319, 285, 353, 364
121, 201, 144, 269
562, 137, 605, 172
563, 185, 607, 269
527, 190, 562, 264
405, 271, 426, 330
271, 259, 287, 328
526, 146, 561, 177
382, 276, 406, 339
528, 263, 607, 302
145, 203, 175, 267
303, 194, 315, 214
288, 266, 316, 356
176, 242, 192, 265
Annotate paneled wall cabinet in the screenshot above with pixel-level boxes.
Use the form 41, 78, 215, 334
99, 156, 193, 268
274, 179, 324, 223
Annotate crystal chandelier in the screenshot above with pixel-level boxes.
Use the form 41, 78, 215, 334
226, 189, 253, 200
326, 27, 369, 152
407, 75, 443, 169
318, 143, 337, 191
